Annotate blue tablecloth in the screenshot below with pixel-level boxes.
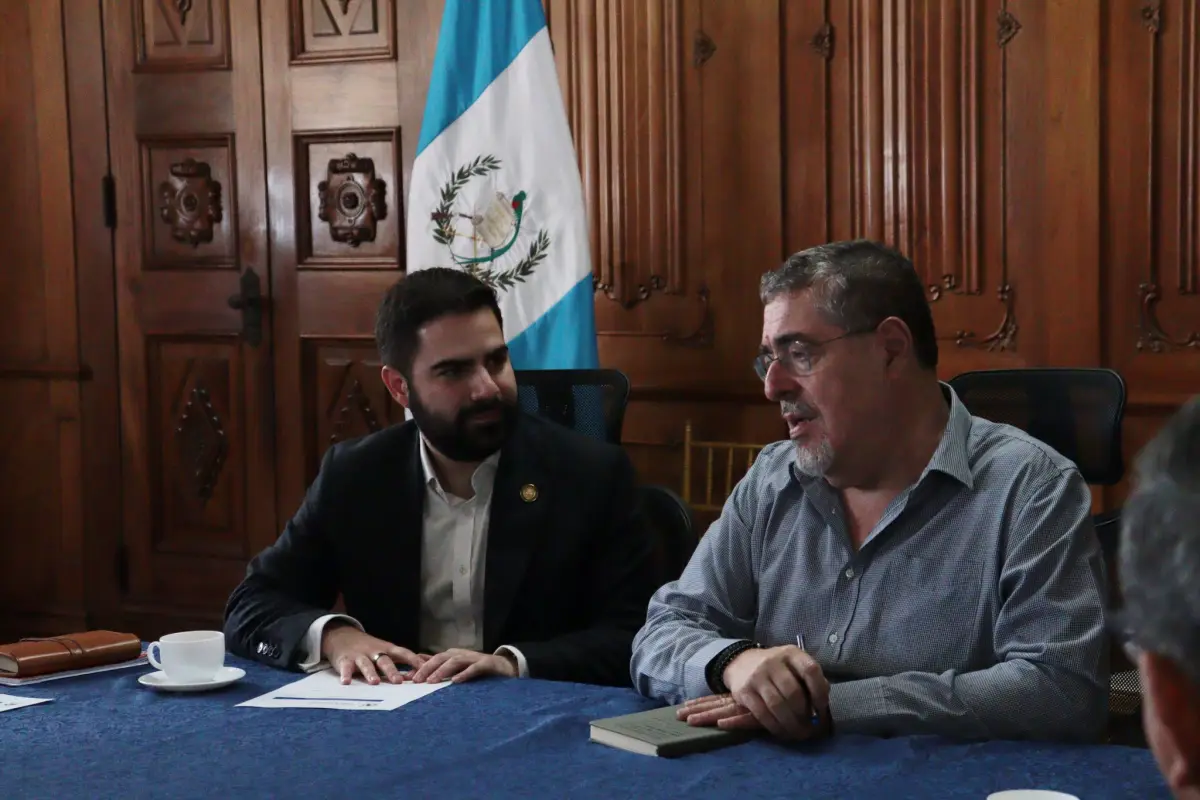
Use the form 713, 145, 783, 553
1, 654, 1166, 799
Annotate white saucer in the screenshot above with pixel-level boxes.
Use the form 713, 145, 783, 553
138, 666, 245, 693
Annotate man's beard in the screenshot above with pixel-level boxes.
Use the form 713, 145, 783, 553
793, 437, 835, 478
782, 400, 835, 478
408, 387, 519, 462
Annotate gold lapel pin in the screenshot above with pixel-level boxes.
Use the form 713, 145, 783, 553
520, 483, 538, 503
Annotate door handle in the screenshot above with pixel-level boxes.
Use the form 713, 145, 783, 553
228, 267, 265, 346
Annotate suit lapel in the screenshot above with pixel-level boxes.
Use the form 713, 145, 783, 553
483, 416, 551, 648
371, 426, 425, 649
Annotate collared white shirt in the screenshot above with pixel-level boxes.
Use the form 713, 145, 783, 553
300, 436, 528, 676
415, 435, 498, 654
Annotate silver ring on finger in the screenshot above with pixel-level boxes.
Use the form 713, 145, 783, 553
371, 652, 385, 665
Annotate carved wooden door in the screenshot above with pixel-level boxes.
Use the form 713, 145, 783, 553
103, 0, 276, 632
260, 0, 441, 519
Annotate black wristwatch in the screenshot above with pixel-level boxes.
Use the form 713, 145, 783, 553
705, 640, 759, 694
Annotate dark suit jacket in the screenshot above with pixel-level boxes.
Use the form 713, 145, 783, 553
223, 411, 657, 687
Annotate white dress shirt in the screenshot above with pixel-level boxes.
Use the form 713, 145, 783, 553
299, 436, 528, 676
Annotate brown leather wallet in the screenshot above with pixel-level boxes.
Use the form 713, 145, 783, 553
0, 631, 142, 678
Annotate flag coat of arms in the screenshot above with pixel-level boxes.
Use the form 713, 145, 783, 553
406, 0, 599, 370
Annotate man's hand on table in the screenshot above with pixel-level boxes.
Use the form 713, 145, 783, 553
678, 644, 832, 741
320, 622, 429, 685
409, 648, 518, 684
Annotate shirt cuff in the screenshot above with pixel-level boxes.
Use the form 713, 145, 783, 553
827, 676, 889, 732
494, 645, 529, 678
299, 614, 362, 672
685, 637, 744, 699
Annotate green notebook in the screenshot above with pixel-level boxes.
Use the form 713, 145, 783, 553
589, 704, 754, 758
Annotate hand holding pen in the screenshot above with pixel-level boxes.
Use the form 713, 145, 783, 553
795, 635, 822, 727
679, 636, 831, 741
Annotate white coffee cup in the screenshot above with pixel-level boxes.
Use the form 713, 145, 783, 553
988, 792, 1080, 800
146, 630, 226, 683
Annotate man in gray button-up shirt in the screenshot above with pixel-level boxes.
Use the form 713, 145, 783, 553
630, 240, 1109, 742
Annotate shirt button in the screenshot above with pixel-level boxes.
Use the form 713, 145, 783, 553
828, 633, 839, 644
844, 567, 855, 579
459, 565, 467, 575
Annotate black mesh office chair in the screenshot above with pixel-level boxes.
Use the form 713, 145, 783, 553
948, 367, 1139, 743
639, 484, 697, 585
514, 369, 631, 445
947, 368, 1126, 486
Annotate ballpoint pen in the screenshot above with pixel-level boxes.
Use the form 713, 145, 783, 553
796, 634, 822, 726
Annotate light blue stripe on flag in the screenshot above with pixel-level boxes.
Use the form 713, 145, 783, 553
415, 0, 547, 157
507, 275, 600, 370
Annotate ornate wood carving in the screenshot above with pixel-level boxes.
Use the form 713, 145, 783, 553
307, 343, 398, 472
1141, 1, 1162, 35
1137, 283, 1200, 352
296, 130, 400, 268
693, 30, 716, 67
317, 153, 388, 247
594, 285, 714, 347
291, 0, 395, 64
330, 377, 384, 443
173, 0, 194, 27
996, 8, 1021, 47
954, 284, 1019, 351
175, 383, 227, 501
811, 23, 834, 60
1134, 0, 1200, 352
158, 158, 224, 247
149, 340, 244, 556
141, 137, 236, 269
136, 0, 230, 71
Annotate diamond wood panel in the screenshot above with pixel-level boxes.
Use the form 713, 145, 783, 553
147, 337, 247, 559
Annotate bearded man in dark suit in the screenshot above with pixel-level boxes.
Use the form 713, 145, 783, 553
224, 268, 656, 687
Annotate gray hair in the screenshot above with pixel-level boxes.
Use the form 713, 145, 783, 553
1119, 395, 1200, 686
759, 239, 939, 369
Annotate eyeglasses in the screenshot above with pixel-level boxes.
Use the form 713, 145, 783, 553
753, 328, 876, 381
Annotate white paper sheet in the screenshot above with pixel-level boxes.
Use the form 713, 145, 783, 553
0, 694, 51, 712
237, 669, 450, 711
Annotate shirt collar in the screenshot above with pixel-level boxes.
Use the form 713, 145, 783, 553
789, 380, 975, 491
418, 435, 501, 499
921, 382, 975, 489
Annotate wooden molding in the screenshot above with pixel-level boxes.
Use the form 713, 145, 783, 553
693, 29, 715, 67
1141, 1, 1162, 35
955, 284, 1019, 352
551, 0, 689, 309
1137, 283, 1200, 352
810, 22, 834, 60
1134, 0, 1200, 353
0, 363, 92, 381
997, 8, 1021, 48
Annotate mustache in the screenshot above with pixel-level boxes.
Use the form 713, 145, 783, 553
457, 396, 511, 423
780, 400, 817, 417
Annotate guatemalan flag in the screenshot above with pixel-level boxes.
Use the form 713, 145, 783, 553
406, 0, 599, 370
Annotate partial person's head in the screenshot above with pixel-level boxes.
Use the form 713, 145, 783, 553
1120, 397, 1200, 799
756, 240, 939, 481
376, 268, 518, 462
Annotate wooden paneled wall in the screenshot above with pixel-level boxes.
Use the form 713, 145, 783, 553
0, 0, 1197, 638
545, 0, 1199, 520
0, 0, 117, 641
